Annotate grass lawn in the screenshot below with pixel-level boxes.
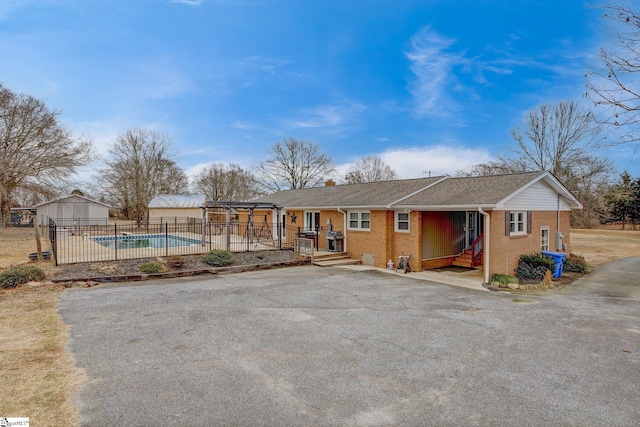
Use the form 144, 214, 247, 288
0, 282, 86, 426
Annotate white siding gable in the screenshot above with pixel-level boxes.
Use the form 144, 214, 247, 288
502, 180, 572, 211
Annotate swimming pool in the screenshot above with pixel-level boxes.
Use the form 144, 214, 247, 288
91, 234, 202, 250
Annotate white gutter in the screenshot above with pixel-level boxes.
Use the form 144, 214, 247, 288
478, 207, 490, 284
337, 207, 347, 252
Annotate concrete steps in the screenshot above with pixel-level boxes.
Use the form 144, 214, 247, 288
313, 252, 362, 267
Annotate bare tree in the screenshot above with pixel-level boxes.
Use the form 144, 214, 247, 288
98, 129, 188, 226
455, 161, 520, 177
457, 101, 614, 228
586, 5, 640, 144
194, 163, 259, 201
562, 154, 615, 228
506, 101, 601, 177
0, 84, 93, 225
343, 155, 397, 184
254, 137, 335, 193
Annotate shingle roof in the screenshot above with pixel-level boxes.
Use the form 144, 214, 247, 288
253, 171, 581, 209
252, 177, 444, 208
149, 194, 207, 208
396, 171, 546, 207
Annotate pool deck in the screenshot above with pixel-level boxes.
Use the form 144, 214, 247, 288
54, 232, 282, 264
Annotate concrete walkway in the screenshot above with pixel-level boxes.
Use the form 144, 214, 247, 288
338, 263, 489, 291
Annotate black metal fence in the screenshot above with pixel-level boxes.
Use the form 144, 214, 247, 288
49, 218, 315, 265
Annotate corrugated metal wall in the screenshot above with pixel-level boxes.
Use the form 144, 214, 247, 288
37, 196, 108, 226
421, 211, 466, 259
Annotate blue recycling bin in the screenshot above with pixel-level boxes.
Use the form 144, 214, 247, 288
542, 250, 567, 278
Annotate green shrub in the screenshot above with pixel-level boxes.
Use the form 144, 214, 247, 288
564, 253, 591, 274
203, 250, 233, 267
515, 252, 554, 281
0, 265, 46, 289
490, 273, 519, 286
139, 262, 166, 274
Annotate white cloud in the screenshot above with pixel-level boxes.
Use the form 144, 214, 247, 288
184, 162, 209, 179
236, 55, 295, 87
231, 120, 257, 130
0, 0, 27, 21
380, 145, 493, 179
170, 0, 202, 5
405, 26, 462, 118
283, 102, 366, 130
331, 145, 493, 181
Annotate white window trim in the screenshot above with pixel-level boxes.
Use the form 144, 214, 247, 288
304, 211, 319, 231
510, 211, 527, 236
395, 211, 410, 233
347, 210, 371, 231
540, 226, 550, 251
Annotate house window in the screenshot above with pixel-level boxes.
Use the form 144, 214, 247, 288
348, 211, 370, 230
304, 211, 320, 231
395, 212, 410, 232
509, 211, 527, 235
541, 226, 550, 251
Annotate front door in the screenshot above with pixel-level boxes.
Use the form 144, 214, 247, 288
466, 211, 478, 248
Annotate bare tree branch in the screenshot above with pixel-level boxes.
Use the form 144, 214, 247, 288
343, 155, 397, 184
254, 137, 335, 193
586, 5, 640, 144
0, 84, 94, 225
97, 129, 188, 226
194, 163, 260, 201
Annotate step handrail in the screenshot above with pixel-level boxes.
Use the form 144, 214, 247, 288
471, 233, 484, 267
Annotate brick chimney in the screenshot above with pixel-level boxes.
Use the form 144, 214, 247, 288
325, 179, 336, 187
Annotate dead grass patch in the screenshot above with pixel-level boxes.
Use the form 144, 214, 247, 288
571, 228, 640, 265
0, 283, 86, 426
0, 227, 52, 270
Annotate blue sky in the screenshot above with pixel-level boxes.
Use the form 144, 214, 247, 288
1, 0, 637, 184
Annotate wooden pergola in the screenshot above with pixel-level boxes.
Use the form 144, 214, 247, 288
200, 201, 282, 250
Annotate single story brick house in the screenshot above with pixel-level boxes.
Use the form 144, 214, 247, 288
253, 171, 582, 281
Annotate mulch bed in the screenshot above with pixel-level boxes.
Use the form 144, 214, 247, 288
49, 250, 306, 283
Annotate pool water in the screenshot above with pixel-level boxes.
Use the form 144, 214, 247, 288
91, 234, 202, 250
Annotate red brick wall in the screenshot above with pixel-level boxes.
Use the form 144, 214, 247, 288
489, 210, 571, 276
343, 210, 422, 271
344, 210, 390, 267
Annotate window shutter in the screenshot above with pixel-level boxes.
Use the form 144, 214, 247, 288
505, 211, 510, 236
527, 211, 532, 234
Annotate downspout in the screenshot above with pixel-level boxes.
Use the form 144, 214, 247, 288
556, 194, 563, 251
478, 207, 490, 284
337, 207, 347, 252
557, 194, 561, 232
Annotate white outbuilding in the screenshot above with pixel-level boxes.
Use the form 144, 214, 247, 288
34, 194, 110, 226
148, 194, 207, 223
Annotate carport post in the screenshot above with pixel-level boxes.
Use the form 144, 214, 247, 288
201, 207, 206, 246
276, 208, 282, 249
226, 209, 231, 251
165, 223, 169, 257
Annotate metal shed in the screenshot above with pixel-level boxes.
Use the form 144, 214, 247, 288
148, 194, 207, 222
34, 194, 110, 226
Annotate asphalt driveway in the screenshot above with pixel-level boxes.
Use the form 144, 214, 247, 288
58, 259, 640, 426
